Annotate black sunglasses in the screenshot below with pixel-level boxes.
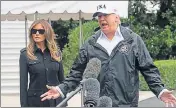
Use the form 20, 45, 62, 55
31, 29, 45, 34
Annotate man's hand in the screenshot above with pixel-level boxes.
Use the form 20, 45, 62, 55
160, 90, 176, 107
40, 85, 60, 101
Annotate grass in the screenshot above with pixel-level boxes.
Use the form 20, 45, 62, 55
140, 60, 176, 91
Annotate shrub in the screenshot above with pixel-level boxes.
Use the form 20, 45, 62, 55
62, 21, 98, 75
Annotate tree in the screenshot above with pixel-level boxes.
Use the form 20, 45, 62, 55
129, 0, 176, 28
128, 0, 176, 59
51, 19, 79, 51
151, 0, 175, 28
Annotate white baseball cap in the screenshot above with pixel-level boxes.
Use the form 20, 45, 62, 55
93, 4, 119, 17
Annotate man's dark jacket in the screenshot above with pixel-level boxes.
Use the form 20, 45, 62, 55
59, 26, 165, 107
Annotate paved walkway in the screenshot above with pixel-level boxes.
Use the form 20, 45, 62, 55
139, 96, 165, 107
1, 91, 155, 107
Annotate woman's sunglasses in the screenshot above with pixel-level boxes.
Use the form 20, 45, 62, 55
31, 29, 45, 34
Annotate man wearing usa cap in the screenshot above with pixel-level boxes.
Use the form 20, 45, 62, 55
40, 4, 176, 107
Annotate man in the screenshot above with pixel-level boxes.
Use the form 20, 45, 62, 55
41, 4, 176, 107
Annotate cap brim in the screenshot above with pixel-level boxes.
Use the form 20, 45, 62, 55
93, 12, 108, 17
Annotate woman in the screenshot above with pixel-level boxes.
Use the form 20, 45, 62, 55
19, 19, 67, 107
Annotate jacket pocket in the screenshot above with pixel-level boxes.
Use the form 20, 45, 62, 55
127, 70, 136, 91
28, 60, 40, 73
28, 60, 40, 65
27, 89, 43, 96
27, 89, 43, 107
125, 70, 138, 103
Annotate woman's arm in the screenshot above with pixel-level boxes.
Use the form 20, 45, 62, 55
19, 49, 28, 107
58, 60, 65, 83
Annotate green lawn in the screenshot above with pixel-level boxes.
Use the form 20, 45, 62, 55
140, 60, 176, 90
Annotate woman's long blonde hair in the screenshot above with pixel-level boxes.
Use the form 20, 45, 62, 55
27, 19, 61, 62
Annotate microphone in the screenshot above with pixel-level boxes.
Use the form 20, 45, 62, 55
83, 78, 100, 107
97, 96, 112, 107
57, 58, 101, 107
82, 58, 101, 80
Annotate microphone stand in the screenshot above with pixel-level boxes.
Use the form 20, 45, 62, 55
81, 88, 84, 107
56, 84, 84, 107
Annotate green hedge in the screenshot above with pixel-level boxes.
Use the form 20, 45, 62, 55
62, 21, 98, 75
139, 60, 176, 91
